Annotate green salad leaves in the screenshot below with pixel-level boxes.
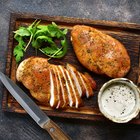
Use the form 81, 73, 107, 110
13, 20, 68, 63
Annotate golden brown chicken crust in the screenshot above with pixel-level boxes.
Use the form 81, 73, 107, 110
16, 57, 96, 108
16, 57, 53, 105
71, 25, 130, 78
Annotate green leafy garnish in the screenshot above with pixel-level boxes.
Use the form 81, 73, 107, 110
13, 20, 68, 63
13, 35, 26, 62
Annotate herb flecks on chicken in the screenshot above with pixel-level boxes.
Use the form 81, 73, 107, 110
16, 57, 96, 109
71, 25, 130, 78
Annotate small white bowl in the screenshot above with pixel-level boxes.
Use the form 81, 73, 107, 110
98, 78, 140, 123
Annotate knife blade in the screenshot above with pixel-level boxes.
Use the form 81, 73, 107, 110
0, 72, 71, 140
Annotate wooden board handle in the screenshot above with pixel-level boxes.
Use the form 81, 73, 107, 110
43, 119, 71, 140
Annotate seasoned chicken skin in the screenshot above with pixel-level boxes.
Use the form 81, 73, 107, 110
71, 25, 130, 78
16, 57, 96, 108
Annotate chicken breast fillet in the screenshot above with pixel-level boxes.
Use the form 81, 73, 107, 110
71, 25, 130, 78
16, 57, 96, 109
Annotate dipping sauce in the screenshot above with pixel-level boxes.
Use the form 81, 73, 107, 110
101, 83, 136, 118
98, 78, 140, 123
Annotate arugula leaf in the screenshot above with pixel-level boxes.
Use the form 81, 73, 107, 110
31, 38, 41, 49
14, 45, 24, 63
63, 29, 68, 35
24, 20, 41, 51
32, 35, 57, 49
34, 29, 48, 38
13, 36, 26, 62
37, 25, 49, 33
40, 47, 59, 55
40, 47, 63, 59
27, 20, 41, 34
52, 22, 58, 27
13, 20, 68, 62
38, 36, 56, 46
13, 27, 31, 37
40, 37, 68, 59
47, 22, 65, 38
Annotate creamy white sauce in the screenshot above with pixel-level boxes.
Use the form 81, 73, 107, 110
101, 83, 136, 118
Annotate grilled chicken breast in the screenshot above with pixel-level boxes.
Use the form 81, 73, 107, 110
16, 57, 96, 109
71, 25, 130, 78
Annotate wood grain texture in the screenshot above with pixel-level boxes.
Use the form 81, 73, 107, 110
43, 119, 71, 140
2, 13, 140, 124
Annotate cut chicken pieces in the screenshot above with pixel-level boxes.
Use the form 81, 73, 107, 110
66, 64, 83, 97
84, 72, 97, 90
58, 66, 74, 107
66, 64, 96, 98
81, 74, 94, 98
65, 68, 83, 108
49, 67, 59, 108
16, 57, 96, 109
54, 66, 67, 108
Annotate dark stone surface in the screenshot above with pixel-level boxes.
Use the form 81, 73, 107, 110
0, 0, 140, 140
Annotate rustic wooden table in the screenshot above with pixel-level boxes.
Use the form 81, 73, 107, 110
0, 0, 140, 140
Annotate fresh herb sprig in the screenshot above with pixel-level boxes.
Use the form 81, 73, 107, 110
13, 20, 68, 63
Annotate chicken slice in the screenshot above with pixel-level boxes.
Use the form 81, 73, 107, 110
77, 72, 93, 98
65, 69, 82, 108
81, 74, 94, 98
66, 64, 96, 98
58, 66, 70, 107
54, 66, 66, 108
67, 64, 86, 97
83, 72, 96, 90
49, 67, 59, 108
66, 64, 83, 97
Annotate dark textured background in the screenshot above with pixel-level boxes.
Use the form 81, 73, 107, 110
0, 0, 140, 140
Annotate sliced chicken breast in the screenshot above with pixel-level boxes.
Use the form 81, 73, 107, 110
54, 66, 65, 108
66, 70, 83, 108
16, 57, 96, 109
66, 64, 83, 97
49, 67, 59, 108
58, 66, 71, 107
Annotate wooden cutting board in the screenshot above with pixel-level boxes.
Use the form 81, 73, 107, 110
2, 13, 140, 124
